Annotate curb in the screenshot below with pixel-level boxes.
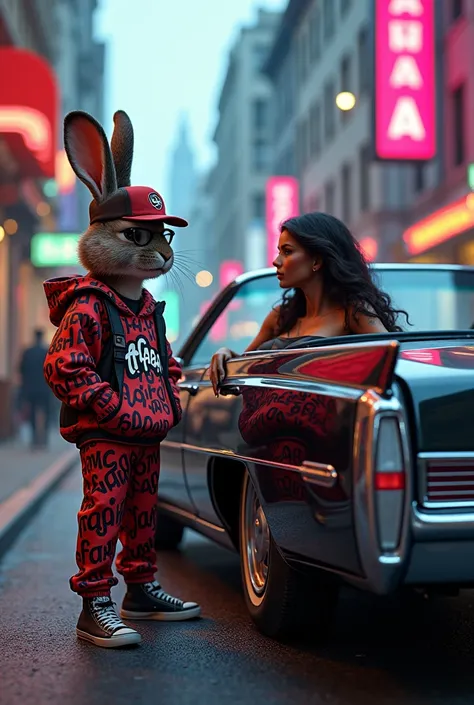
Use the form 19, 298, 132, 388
0, 448, 78, 561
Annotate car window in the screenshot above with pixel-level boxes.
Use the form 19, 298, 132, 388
377, 269, 474, 331
190, 275, 281, 366
188, 268, 474, 366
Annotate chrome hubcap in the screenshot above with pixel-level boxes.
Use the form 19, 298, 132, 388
245, 480, 270, 595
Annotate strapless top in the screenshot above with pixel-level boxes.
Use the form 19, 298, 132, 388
258, 335, 325, 351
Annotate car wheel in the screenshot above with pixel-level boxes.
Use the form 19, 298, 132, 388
239, 471, 339, 640
155, 509, 185, 550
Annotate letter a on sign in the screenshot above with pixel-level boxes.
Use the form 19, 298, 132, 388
390, 56, 423, 89
388, 97, 425, 141
389, 0, 423, 15
375, 0, 435, 159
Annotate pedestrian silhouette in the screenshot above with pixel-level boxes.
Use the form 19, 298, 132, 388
18, 329, 51, 449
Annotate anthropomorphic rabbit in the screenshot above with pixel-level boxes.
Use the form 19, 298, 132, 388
43, 110, 200, 649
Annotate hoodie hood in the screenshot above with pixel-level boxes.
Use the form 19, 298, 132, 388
44, 274, 157, 326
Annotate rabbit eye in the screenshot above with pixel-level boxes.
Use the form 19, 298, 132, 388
119, 227, 153, 247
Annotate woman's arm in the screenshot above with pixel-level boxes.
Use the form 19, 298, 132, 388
210, 307, 279, 395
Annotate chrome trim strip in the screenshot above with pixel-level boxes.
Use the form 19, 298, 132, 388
352, 390, 412, 594
412, 503, 474, 541
160, 440, 338, 488
233, 263, 474, 286
418, 452, 474, 509
210, 375, 362, 402
157, 500, 226, 533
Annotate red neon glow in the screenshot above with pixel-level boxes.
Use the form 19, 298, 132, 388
359, 236, 378, 261
0, 107, 51, 162
375, 0, 436, 161
375, 471, 405, 491
401, 349, 443, 365
266, 176, 299, 266
403, 195, 474, 255
0, 47, 58, 178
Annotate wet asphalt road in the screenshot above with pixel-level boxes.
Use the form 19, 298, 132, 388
1, 468, 474, 705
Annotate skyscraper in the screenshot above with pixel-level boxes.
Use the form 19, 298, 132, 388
168, 112, 197, 220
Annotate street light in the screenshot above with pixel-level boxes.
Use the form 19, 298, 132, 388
335, 91, 356, 111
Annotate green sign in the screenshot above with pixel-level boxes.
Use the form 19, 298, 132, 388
468, 164, 474, 191
31, 232, 80, 267
161, 290, 180, 342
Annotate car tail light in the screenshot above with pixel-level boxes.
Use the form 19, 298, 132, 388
374, 416, 405, 551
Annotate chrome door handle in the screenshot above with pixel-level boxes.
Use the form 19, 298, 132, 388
219, 384, 242, 396
179, 383, 199, 396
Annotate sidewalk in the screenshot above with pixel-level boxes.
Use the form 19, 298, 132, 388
0, 426, 79, 558
0, 429, 75, 505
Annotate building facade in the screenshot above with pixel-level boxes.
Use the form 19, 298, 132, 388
211, 8, 282, 273
401, 0, 474, 264
0, 0, 106, 439
264, 0, 473, 266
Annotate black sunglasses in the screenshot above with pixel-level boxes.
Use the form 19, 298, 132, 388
121, 227, 175, 247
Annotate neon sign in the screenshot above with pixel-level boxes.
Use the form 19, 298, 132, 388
0, 47, 58, 178
220, 260, 244, 311
359, 236, 378, 262
0, 107, 52, 164
266, 176, 299, 266
403, 195, 474, 255
219, 260, 244, 288
374, 0, 436, 161
31, 233, 80, 267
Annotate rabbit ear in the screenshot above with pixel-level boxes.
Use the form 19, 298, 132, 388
63, 110, 117, 202
111, 110, 134, 188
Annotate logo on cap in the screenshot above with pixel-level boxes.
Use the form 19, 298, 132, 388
148, 193, 163, 210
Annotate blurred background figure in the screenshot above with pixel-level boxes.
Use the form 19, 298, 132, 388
18, 329, 51, 450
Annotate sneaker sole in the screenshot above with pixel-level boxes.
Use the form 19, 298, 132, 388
120, 605, 202, 621
76, 628, 142, 648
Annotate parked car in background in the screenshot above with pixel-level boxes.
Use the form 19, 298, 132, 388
157, 264, 474, 641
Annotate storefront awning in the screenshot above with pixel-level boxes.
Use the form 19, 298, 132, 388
0, 47, 58, 179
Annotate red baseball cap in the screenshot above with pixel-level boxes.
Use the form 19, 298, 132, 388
89, 186, 188, 227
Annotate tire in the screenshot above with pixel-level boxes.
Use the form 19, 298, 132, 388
155, 509, 185, 550
239, 471, 339, 641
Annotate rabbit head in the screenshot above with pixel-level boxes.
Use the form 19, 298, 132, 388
63, 110, 188, 280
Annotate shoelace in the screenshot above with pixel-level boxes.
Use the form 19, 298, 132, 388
91, 598, 125, 631
144, 582, 183, 607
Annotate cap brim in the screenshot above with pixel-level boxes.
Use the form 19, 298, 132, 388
122, 214, 188, 227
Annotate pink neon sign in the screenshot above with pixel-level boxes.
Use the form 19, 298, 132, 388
375, 0, 436, 161
266, 176, 299, 266
219, 260, 244, 288
220, 260, 244, 311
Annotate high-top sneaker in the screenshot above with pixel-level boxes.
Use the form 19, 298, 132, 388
77, 596, 142, 648
120, 581, 201, 621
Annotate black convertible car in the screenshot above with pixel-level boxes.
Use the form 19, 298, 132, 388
157, 264, 474, 640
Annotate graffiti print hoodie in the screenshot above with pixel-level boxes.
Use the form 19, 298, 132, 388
43, 274, 182, 447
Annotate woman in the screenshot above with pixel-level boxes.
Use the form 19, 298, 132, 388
210, 212, 409, 395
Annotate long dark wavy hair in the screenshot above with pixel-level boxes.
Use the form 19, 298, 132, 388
275, 212, 410, 335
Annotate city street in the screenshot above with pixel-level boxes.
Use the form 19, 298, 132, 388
1, 468, 474, 705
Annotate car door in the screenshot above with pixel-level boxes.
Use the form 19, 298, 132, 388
158, 364, 201, 513
181, 273, 282, 524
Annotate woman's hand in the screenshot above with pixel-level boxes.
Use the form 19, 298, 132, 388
210, 347, 235, 396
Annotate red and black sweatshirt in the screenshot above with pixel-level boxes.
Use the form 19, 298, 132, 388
43, 274, 182, 447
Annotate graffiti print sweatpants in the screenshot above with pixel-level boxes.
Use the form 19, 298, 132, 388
70, 440, 160, 598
